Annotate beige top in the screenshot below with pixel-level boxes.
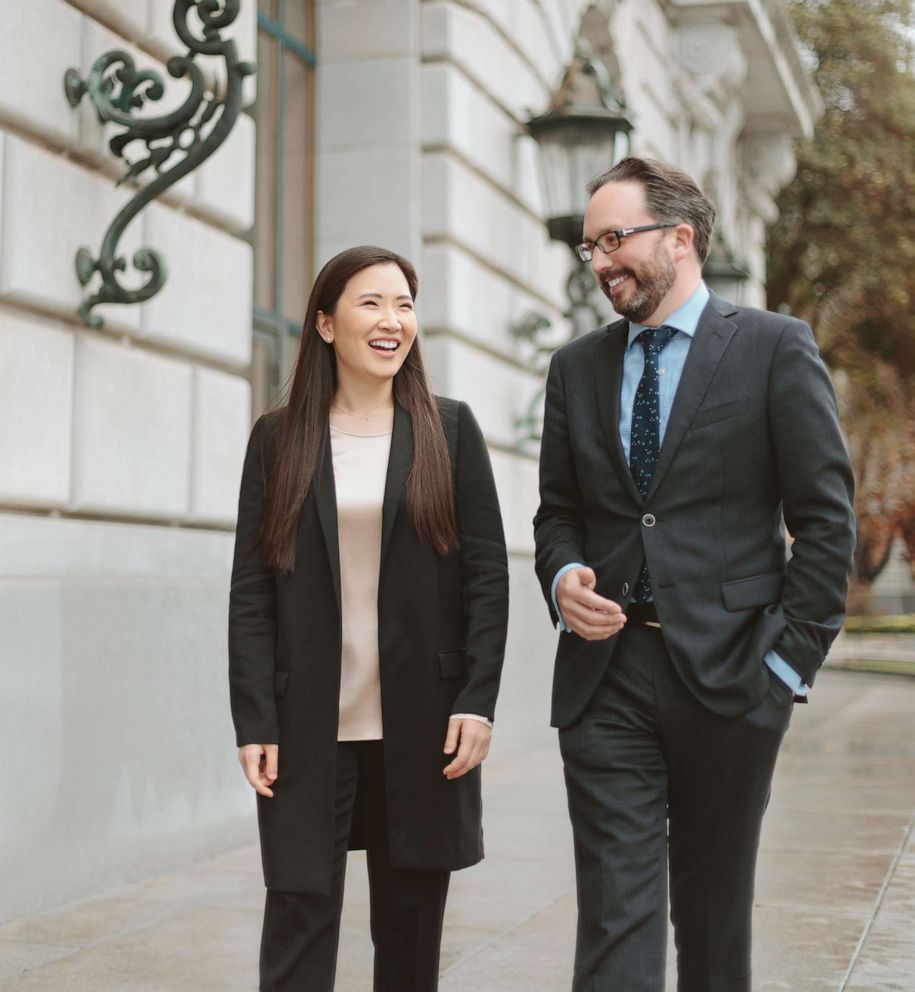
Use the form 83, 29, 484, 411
330, 423, 392, 741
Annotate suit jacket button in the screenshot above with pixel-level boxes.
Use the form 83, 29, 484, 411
642, 513, 656, 527
622, 582, 630, 596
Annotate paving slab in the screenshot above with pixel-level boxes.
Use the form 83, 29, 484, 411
746, 904, 871, 992
1, 668, 914, 991
0, 906, 261, 992
0, 941, 80, 982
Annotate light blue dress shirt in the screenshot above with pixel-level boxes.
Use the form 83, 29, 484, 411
550, 281, 806, 697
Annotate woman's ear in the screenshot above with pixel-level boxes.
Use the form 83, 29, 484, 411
316, 311, 334, 343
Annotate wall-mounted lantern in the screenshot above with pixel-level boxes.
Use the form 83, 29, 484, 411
512, 53, 634, 443
63, 0, 254, 328
527, 52, 633, 254
702, 233, 752, 304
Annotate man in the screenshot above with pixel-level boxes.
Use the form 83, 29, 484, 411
533, 157, 855, 991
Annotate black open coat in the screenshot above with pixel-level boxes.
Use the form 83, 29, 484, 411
229, 397, 508, 895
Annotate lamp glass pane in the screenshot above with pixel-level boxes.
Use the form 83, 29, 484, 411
571, 131, 629, 206
534, 120, 630, 220
536, 135, 574, 219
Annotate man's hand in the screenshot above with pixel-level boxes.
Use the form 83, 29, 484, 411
443, 718, 492, 780
557, 567, 626, 641
238, 743, 279, 797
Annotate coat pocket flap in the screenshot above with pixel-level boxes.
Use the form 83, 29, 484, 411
274, 668, 289, 698
721, 570, 785, 611
692, 397, 747, 429
439, 648, 468, 680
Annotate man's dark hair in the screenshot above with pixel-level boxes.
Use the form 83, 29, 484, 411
587, 157, 717, 263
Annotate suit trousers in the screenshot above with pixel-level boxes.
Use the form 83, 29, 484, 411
259, 740, 450, 992
559, 623, 793, 992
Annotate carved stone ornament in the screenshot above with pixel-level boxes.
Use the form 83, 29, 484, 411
674, 22, 748, 98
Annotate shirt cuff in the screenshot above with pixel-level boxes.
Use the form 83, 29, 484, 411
450, 713, 493, 729
551, 562, 586, 632
764, 650, 807, 697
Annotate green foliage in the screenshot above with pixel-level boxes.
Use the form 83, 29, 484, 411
768, 0, 915, 594
831, 657, 915, 676
769, 0, 915, 370
844, 614, 915, 633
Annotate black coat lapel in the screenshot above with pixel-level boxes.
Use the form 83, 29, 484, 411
594, 321, 644, 505
380, 403, 412, 566
313, 429, 341, 614
648, 296, 737, 500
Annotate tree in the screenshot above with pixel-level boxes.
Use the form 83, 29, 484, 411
767, 0, 915, 611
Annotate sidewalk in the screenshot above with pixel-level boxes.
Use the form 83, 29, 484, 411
2, 668, 913, 991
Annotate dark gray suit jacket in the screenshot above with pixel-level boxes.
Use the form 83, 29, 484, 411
534, 293, 855, 728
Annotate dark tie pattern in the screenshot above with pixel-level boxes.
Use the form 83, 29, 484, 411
630, 325, 677, 602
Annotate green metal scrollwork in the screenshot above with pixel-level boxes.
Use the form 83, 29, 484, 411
510, 254, 607, 447
64, 0, 255, 328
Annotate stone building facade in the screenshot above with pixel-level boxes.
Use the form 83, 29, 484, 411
0, 0, 817, 921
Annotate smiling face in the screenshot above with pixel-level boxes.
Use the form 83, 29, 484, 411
316, 262, 418, 389
584, 179, 691, 325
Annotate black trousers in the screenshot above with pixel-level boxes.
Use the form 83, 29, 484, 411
559, 623, 794, 992
260, 741, 450, 992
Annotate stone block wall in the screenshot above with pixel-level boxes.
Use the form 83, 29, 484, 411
0, 0, 816, 922
0, 0, 257, 923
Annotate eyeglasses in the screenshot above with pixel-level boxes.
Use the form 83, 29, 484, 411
575, 224, 675, 262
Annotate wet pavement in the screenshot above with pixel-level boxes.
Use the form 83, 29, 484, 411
1, 668, 913, 991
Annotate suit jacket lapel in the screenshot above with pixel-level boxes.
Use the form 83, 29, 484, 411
313, 428, 342, 615
595, 322, 644, 505
647, 295, 737, 500
380, 402, 412, 566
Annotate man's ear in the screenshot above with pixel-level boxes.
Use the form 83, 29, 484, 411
672, 223, 695, 261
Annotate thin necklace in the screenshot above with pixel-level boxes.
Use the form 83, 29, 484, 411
331, 400, 393, 422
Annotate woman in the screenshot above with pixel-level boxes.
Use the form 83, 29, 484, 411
228, 245, 509, 992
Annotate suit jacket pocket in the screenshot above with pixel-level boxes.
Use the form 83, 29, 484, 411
721, 570, 785, 611
691, 397, 747, 429
439, 648, 468, 680
274, 668, 289, 698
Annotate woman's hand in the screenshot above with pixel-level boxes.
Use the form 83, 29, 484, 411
238, 744, 279, 797
442, 718, 491, 780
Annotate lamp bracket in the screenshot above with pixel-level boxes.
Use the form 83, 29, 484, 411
63, 0, 254, 328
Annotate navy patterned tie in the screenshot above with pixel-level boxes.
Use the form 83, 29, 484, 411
630, 325, 677, 602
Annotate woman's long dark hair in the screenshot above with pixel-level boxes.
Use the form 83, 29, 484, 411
263, 245, 458, 574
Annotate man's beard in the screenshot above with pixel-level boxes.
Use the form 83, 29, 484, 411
598, 241, 676, 323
